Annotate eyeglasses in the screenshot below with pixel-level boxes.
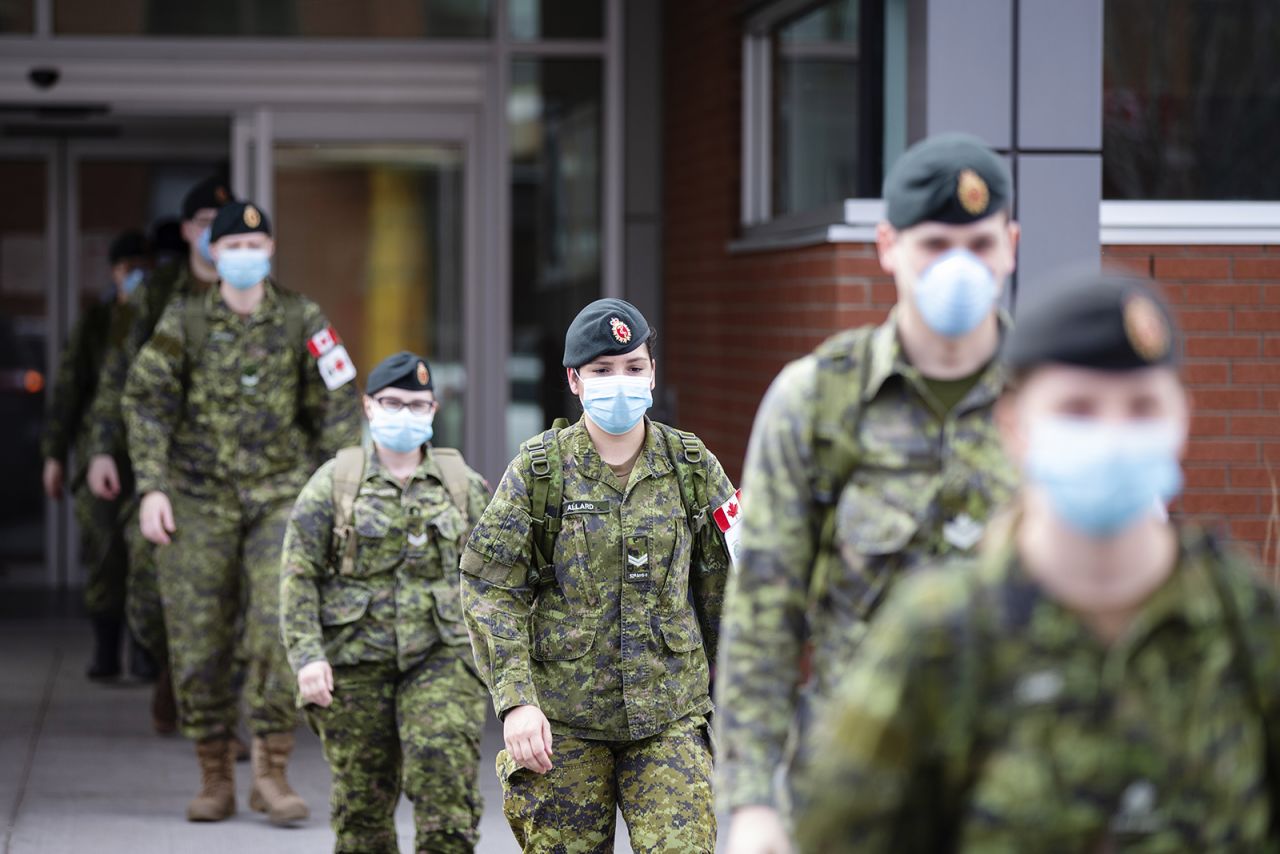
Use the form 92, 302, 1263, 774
373, 396, 437, 417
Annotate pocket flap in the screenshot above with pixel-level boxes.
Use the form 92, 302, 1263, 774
835, 485, 920, 557
659, 610, 704, 653
465, 500, 532, 569
429, 505, 464, 543
319, 581, 373, 626
354, 506, 393, 539
531, 615, 596, 661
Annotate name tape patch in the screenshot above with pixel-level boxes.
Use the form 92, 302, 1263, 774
562, 500, 609, 516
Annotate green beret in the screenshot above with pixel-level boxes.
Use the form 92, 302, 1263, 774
563, 298, 652, 368
181, 176, 234, 220
108, 229, 148, 264
210, 200, 272, 242
1004, 273, 1179, 375
366, 351, 434, 395
883, 133, 1012, 229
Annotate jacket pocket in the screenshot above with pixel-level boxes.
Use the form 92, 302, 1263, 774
319, 580, 373, 626
353, 503, 399, 577
659, 609, 705, 654
830, 482, 921, 620
530, 613, 596, 662
432, 582, 469, 646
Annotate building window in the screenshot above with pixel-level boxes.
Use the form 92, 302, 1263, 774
1104, 0, 1280, 200
742, 0, 901, 230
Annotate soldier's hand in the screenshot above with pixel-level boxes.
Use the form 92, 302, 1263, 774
505, 704, 554, 774
87, 455, 121, 500
298, 660, 334, 707
140, 491, 176, 545
42, 459, 64, 501
725, 805, 793, 854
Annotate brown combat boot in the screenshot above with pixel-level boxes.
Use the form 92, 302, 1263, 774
187, 738, 236, 822
248, 732, 310, 826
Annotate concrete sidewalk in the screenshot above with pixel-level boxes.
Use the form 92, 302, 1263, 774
1, 618, 646, 854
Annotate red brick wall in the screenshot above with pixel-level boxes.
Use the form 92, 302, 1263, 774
662, 0, 895, 481
1104, 245, 1280, 555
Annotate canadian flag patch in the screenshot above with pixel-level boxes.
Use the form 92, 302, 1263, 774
317, 344, 357, 391
712, 489, 745, 565
307, 326, 341, 358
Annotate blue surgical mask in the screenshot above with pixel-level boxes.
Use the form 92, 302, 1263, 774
913, 248, 998, 338
579, 373, 653, 435
196, 226, 214, 264
120, 268, 145, 298
1025, 416, 1184, 538
369, 408, 434, 453
216, 247, 272, 290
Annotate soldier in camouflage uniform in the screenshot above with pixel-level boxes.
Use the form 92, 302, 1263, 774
86, 176, 230, 730
125, 200, 362, 824
461, 299, 735, 853
717, 134, 1022, 853
282, 351, 491, 854
797, 271, 1280, 852
42, 230, 149, 680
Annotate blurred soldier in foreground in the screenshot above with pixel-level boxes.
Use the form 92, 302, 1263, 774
281, 351, 492, 854
42, 229, 149, 680
798, 272, 1280, 852
718, 133, 1021, 852
125, 200, 362, 824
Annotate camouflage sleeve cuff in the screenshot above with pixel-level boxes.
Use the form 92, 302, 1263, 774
287, 647, 327, 674
135, 472, 169, 497
492, 680, 540, 719
719, 771, 783, 811
40, 437, 66, 462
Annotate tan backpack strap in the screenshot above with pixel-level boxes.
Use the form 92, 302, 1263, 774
429, 447, 472, 516
331, 446, 366, 576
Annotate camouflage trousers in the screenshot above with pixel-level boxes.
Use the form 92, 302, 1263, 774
72, 481, 128, 618
498, 714, 715, 854
157, 487, 296, 741
306, 649, 489, 854
122, 500, 166, 660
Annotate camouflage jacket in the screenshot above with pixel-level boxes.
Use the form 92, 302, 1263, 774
88, 261, 207, 460
122, 281, 362, 500
460, 418, 735, 742
42, 298, 126, 479
280, 444, 491, 676
796, 524, 1280, 853
716, 311, 1017, 809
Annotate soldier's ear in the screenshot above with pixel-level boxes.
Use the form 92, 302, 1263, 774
566, 367, 581, 395
875, 222, 899, 275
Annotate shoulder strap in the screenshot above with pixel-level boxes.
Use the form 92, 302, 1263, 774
429, 447, 472, 515
523, 424, 565, 586
660, 424, 712, 536
180, 293, 208, 386
330, 446, 366, 576
807, 328, 876, 609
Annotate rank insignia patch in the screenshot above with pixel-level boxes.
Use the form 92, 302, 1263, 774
609, 316, 632, 345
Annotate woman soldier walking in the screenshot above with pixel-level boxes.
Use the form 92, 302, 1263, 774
461, 299, 737, 852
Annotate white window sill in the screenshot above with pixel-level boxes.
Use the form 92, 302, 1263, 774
1100, 201, 1280, 245
729, 199, 884, 253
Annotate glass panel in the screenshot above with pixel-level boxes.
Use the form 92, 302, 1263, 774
55, 0, 490, 38
1104, 0, 1280, 200
274, 143, 467, 452
0, 0, 34, 32
509, 0, 602, 41
0, 159, 48, 583
771, 0, 874, 215
508, 58, 603, 458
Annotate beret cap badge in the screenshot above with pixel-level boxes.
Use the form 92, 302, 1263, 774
1123, 295, 1170, 362
243, 205, 262, 228
957, 169, 990, 216
416, 361, 430, 386
609, 316, 632, 345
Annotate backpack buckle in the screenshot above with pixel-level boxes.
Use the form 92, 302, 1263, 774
679, 433, 702, 464
529, 446, 551, 478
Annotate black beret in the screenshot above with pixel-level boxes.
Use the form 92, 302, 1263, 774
108, 229, 148, 264
210, 201, 272, 242
562, 298, 652, 368
883, 133, 1012, 230
181, 176, 234, 221
1004, 272, 1179, 375
149, 218, 187, 255
366, 351, 434, 395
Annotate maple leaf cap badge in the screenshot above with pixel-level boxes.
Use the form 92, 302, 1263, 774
416, 361, 430, 385
1123, 295, 1169, 362
243, 205, 262, 228
957, 168, 990, 217
609, 316, 632, 345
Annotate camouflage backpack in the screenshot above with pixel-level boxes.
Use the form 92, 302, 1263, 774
806, 327, 876, 608
521, 418, 718, 587
328, 445, 473, 576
